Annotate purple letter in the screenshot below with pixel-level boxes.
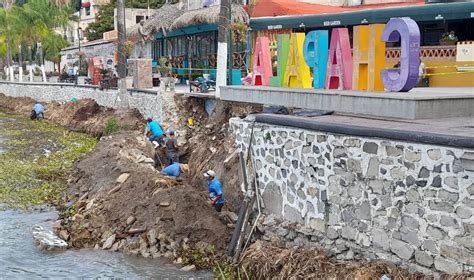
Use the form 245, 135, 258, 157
381, 17, 420, 92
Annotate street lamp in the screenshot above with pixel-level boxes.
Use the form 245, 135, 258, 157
76, 27, 83, 84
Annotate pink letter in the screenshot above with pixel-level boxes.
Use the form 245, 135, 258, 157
325, 28, 352, 90
252, 37, 273, 86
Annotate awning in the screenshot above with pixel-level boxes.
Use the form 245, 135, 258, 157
250, 2, 474, 30
81, 2, 91, 8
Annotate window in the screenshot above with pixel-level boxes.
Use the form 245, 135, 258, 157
85, 6, 90, 16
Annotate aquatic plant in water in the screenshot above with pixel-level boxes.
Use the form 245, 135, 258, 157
0, 110, 97, 208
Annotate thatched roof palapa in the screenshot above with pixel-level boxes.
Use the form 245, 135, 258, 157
128, 4, 185, 39
169, 4, 249, 31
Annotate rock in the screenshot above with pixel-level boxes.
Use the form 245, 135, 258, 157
434, 257, 463, 274
363, 142, 378, 154
401, 215, 419, 230
372, 229, 389, 250
129, 227, 146, 234
181, 264, 196, 272
460, 151, 474, 171
429, 201, 454, 213
431, 176, 442, 188
406, 189, 420, 202
422, 240, 439, 254
444, 176, 458, 189
116, 173, 130, 184
58, 230, 69, 241
390, 167, 405, 180
418, 167, 430, 178
440, 244, 474, 265
438, 190, 459, 203
366, 157, 380, 178
32, 225, 68, 251
426, 226, 446, 241
173, 257, 183, 264
454, 236, 474, 250
108, 185, 122, 195
456, 206, 472, 219
111, 242, 119, 252
386, 146, 403, 157
439, 216, 458, 228
159, 201, 170, 207
415, 250, 434, 267
390, 239, 414, 260
52, 220, 62, 232
220, 211, 238, 223
126, 215, 136, 225
102, 234, 116, 249
427, 149, 442, 161
355, 201, 371, 220
405, 151, 421, 162
341, 226, 357, 241
147, 229, 157, 246
467, 184, 474, 196
86, 199, 95, 211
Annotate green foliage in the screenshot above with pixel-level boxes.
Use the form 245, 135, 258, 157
85, 0, 166, 41
0, 110, 97, 209
104, 117, 120, 135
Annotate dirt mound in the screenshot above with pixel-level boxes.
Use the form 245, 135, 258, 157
0, 93, 144, 136
241, 241, 472, 280
59, 131, 232, 257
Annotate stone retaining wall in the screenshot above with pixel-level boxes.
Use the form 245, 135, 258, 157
0, 81, 176, 125
230, 117, 473, 275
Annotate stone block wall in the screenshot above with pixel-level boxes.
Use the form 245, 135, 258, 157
0, 82, 177, 125
230, 117, 473, 274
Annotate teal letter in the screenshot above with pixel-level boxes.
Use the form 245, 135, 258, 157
303, 30, 328, 89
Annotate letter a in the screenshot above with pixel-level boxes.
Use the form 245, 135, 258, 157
283, 33, 311, 88
325, 28, 352, 90
252, 37, 273, 86
381, 17, 420, 92
353, 24, 385, 91
304, 30, 328, 89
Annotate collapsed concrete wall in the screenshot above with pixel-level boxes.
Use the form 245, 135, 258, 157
0, 81, 176, 126
230, 117, 473, 275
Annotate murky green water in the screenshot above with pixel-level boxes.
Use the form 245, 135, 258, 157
0, 110, 212, 279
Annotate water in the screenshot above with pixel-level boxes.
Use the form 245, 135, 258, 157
0, 209, 212, 279
0, 111, 212, 279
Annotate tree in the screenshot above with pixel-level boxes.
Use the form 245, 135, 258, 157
85, 0, 166, 41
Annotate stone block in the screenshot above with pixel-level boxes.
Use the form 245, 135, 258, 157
401, 215, 419, 230
343, 138, 361, 148
460, 151, 474, 171
454, 236, 474, 250
365, 157, 380, 178
406, 189, 420, 202
439, 215, 459, 228
444, 176, 458, 190
400, 227, 421, 247
440, 244, 474, 265
355, 201, 371, 220
422, 239, 439, 254
456, 206, 472, 219
386, 145, 403, 157
283, 205, 304, 224
390, 167, 405, 180
390, 239, 414, 260
341, 226, 357, 241
438, 190, 459, 203
418, 167, 430, 178
467, 183, 474, 196
405, 150, 421, 162
363, 142, 378, 154
372, 228, 390, 250
434, 257, 463, 274
262, 183, 283, 219
415, 250, 434, 267
129, 59, 153, 88
429, 201, 454, 213
431, 175, 442, 188
427, 225, 447, 241
427, 149, 442, 161
308, 218, 325, 232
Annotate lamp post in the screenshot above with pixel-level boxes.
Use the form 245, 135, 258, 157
76, 26, 82, 84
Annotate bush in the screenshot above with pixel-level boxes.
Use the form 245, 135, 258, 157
103, 118, 119, 135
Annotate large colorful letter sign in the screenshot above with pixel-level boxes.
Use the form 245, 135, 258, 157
325, 28, 353, 90
353, 24, 385, 91
303, 30, 328, 89
381, 17, 420, 92
284, 33, 311, 88
252, 37, 273, 86
269, 34, 290, 87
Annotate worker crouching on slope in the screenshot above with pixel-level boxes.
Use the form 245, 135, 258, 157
162, 162, 189, 177
204, 170, 224, 212
146, 118, 164, 146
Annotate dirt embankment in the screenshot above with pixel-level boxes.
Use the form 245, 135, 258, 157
59, 131, 233, 258
0, 93, 144, 136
